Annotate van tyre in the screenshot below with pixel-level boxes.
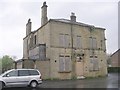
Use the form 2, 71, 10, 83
30, 81, 38, 88
2, 82, 5, 88
0, 82, 5, 89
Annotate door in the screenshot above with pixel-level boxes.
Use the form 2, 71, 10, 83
2, 70, 18, 86
76, 62, 84, 77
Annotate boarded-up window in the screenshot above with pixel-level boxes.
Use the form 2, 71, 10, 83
64, 34, 70, 47
93, 58, 99, 71
93, 38, 97, 49
89, 58, 94, 71
59, 34, 70, 48
89, 37, 97, 49
101, 40, 105, 50
89, 57, 99, 71
39, 44, 46, 60
89, 37, 93, 49
101, 40, 103, 49
59, 56, 71, 72
59, 34, 64, 47
76, 36, 82, 48
59, 56, 65, 71
65, 56, 71, 71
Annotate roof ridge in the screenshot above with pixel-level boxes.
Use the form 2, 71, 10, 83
50, 18, 105, 30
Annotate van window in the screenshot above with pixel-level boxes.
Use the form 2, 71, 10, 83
19, 70, 29, 76
5, 70, 18, 77
29, 70, 39, 75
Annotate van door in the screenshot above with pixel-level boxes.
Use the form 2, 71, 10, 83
17, 70, 30, 86
3, 70, 18, 86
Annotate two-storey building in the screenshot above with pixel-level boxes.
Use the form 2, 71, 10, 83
23, 2, 107, 79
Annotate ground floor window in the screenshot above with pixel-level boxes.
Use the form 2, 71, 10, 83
89, 57, 99, 71
59, 55, 71, 72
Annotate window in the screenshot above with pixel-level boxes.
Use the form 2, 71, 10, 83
59, 56, 71, 72
100, 40, 103, 49
76, 36, 82, 48
29, 70, 39, 75
89, 57, 99, 71
93, 58, 99, 71
101, 40, 105, 50
65, 56, 71, 71
19, 70, 29, 76
89, 37, 93, 49
59, 34, 70, 48
39, 44, 46, 60
93, 38, 97, 48
59, 34, 64, 47
34, 35, 37, 45
6, 70, 18, 77
64, 34, 69, 47
89, 37, 97, 49
59, 56, 64, 71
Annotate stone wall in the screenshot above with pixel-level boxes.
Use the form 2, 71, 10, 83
23, 59, 50, 79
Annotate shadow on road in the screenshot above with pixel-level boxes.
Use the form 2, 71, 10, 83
2, 87, 41, 90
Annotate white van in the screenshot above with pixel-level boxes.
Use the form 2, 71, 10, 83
0, 69, 42, 88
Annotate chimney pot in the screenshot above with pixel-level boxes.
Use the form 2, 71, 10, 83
43, 2, 46, 5
71, 12, 75, 16
70, 12, 76, 22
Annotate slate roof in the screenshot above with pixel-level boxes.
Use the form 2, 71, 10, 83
50, 19, 105, 30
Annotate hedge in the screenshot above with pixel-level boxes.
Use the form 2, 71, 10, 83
107, 67, 120, 73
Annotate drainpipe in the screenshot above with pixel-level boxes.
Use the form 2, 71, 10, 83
70, 23, 76, 78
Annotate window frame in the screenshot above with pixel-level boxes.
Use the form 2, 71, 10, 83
4, 70, 18, 77
18, 70, 30, 76
89, 57, 99, 71
59, 55, 71, 72
29, 70, 39, 75
76, 36, 82, 48
59, 34, 70, 48
89, 37, 97, 49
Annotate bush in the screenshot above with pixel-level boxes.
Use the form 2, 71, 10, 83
108, 67, 120, 73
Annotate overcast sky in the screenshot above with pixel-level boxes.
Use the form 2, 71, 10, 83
0, 0, 118, 59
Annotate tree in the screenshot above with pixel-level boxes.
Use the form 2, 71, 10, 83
107, 53, 112, 67
0, 55, 14, 73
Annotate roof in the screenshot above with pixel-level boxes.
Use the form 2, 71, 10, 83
50, 19, 106, 30
111, 49, 120, 57
23, 18, 105, 39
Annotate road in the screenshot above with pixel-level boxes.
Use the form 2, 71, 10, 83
2, 73, 119, 90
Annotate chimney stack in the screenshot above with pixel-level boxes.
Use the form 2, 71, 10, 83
26, 18, 32, 36
70, 12, 76, 22
41, 2, 48, 26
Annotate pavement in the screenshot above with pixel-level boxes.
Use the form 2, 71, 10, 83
40, 73, 119, 88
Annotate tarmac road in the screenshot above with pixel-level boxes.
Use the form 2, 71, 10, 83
1, 73, 119, 90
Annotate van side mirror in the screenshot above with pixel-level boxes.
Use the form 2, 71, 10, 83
6, 74, 10, 77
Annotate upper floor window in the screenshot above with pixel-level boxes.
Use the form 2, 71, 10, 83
89, 37, 97, 49
59, 34, 70, 48
76, 36, 82, 48
39, 44, 46, 60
